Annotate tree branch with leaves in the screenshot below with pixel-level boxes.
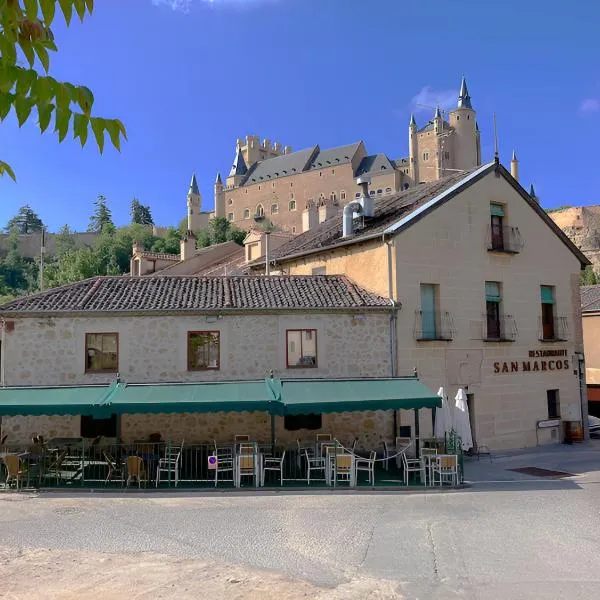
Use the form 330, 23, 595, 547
0, 0, 126, 180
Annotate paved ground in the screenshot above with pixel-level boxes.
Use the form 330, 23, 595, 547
2, 442, 600, 599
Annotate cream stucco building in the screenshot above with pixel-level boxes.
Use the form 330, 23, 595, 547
252, 159, 590, 450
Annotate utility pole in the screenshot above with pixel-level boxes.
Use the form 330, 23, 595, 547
39, 227, 45, 292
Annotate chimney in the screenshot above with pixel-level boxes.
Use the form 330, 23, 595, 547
318, 199, 338, 223
132, 240, 142, 256
180, 230, 196, 261
284, 145, 292, 155
343, 177, 373, 238
302, 203, 318, 232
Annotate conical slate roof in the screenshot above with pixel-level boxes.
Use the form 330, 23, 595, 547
229, 147, 248, 178
457, 76, 472, 109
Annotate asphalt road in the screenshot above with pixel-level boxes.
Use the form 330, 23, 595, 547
2, 443, 600, 599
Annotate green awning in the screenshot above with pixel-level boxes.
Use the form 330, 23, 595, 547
0, 384, 115, 417
0, 378, 439, 417
279, 378, 441, 415
103, 381, 279, 415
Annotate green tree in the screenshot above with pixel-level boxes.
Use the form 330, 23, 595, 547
88, 195, 113, 232
130, 198, 154, 226
5, 204, 44, 233
151, 227, 181, 254
195, 217, 248, 248
0, 229, 37, 291
581, 265, 598, 286
54, 223, 76, 256
0, 1, 126, 181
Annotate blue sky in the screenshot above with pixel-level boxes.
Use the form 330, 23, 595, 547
1, 0, 599, 232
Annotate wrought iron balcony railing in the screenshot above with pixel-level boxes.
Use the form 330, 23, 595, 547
414, 310, 455, 341
482, 314, 518, 342
538, 316, 569, 342
487, 225, 524, 254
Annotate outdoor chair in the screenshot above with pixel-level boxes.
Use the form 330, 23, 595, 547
213, 444, 234, 487
331, 453, 355, 487
402, 452, 425, 486
296, 439, 314, 469
2, 455, 24, 489
420, 447, 438, 484
304, 448, 324, 484
381, 440, 394, 471
45, 451, 67, 485
103, 451, 123, 485
126, 456, 147, 488
156, 441, 184, 487
355, 451, 376, 486
477, 444, 492, 462
235, 453, 257, 487
262, 450, 286, 486
395, 437, 414, 466
431, 454, 459, 486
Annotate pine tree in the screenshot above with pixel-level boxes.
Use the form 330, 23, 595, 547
5, 205, 44, 234
88, 195, 114, 233
130, 199, 154, 226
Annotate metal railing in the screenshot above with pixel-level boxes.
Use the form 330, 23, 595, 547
538, 316, 569, 341
487, 225, 523, 253
482, 314, 518, 341
414, 310, 455, 341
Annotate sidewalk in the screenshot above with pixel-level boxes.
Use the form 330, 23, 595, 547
463, 439, 600, 485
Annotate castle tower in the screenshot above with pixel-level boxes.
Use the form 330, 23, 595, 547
186, 173, 202, 231
510, 150, 519, 182
214, 172, 225, 219
448, 76, 480, 171
408, 113, 419, 184
226, 146, 248, 189
433, 106, 444, 178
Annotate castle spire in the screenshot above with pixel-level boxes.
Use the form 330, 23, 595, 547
529, 183, 537, 199
434, 105, 441, 119
189, 173, 199, 196
510, 150, 519, 182
457, 76, 472, 109
215, 172, 222, 185
409, 113, 416, 127
229, 146, 248, 178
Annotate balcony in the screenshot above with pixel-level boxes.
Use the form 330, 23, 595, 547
482, 314, 518, 342
538, 316, 569, 342
414, 310, 455, 341
487, 225, 523, 254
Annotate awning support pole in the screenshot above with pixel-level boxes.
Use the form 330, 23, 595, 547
414, 408, 420, 456
270, 413, 276, 455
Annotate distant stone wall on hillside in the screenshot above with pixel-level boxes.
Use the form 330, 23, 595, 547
548, 205, 600, 272
0, 232, 99, 258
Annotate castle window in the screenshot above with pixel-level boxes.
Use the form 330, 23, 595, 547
457, 115, 460, 120
467, 115, 470, 119
228, 199, 233, 205
355, 192, 361, 199
423, 152, 429, 161
289, 200, 296, 211
330, 192, 337, 202
272, 182, 275, 188
256, 204, 264, 217
369, 190, 375, 197
292, 226, 296, 233
290, 192, 294, 199
376, 189, 382, 196
340, 191, 346, 201
243, 208, 250, 219
444, 151, 450, 160
331, 169, 335, 174
290, 182, 293, 187
258, 185, 261, 191
227, 213, 234, 221
319, 172, 322, 177
385, 187, 392, 194
271, 203, 279, 214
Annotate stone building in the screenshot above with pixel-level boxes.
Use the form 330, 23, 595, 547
250, 159, 590, 450
580, 285, 600, 417
0, 275, 438, 447
212, 77, 481, 235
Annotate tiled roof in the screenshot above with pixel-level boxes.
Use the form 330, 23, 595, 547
581, 285, 600, 312
0, 275, 390, 315
137, 251, 180, 261
259, 167, 482, 264
244, 147, 317, 185
356, 154, 395, 178
418, 120, 452, 133
255, 162, 590, 269
307, 142, 362, 171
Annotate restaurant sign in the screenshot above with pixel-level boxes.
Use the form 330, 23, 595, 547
493, 349, 569, 374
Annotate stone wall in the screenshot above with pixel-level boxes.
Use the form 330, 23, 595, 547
0, 311, 392, 444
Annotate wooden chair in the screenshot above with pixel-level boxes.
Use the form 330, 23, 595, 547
2, 455, 24, 489
431, 454, 459, 486
103, 451, 123, 485
126, 456, 147, 488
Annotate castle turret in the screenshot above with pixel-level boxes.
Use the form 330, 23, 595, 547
448, 76, 479, 171
226, 146, 248, 189
510, 150, 519, 182
187, 173, 202, 231
408, 113, 419, 184
214, 172, 225, 219
529, 184, 539, 203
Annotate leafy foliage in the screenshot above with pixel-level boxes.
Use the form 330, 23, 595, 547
196, 216, 246, 248
130, 198, 154, 226
87, 194, 113, 232
5, 204, 44, 233
581, 265, 598, 286
0, 0, 127, 180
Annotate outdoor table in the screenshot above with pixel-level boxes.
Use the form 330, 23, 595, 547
234, 452, 262, 487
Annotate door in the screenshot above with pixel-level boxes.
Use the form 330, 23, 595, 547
467, 394, 476, 450
420, 284, 437, 339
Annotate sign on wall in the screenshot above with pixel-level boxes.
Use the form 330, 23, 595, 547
493, 349, 569, 374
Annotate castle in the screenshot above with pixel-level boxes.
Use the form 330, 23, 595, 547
192, 76, 483, 235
